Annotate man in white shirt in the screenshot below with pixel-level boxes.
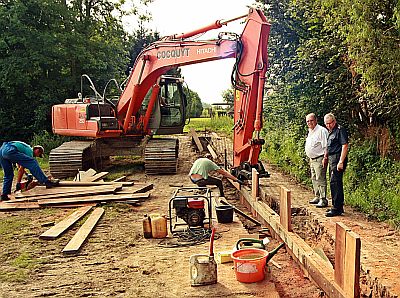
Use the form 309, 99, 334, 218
305, 113, 329, 207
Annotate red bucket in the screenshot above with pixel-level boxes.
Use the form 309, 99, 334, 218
231, 248, 268, 283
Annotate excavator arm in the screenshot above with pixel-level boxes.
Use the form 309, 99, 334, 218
51, 8, 271, 179
117, 8, 271, 177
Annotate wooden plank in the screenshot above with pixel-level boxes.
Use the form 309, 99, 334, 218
84, 168, 97, 176
252, 168, 259, 199
0, 201, 40, 211
334, 222, 351, 288
189, 128, 204, 152
115, 184, 154, 194
206, 144, 218, 160
279, 186, 292, 232
344, 231, 361, 298
58, 181, 132, 187
81, 172, 109, 182
38, 193, 150, 206
112, 176, 127, 182
39, 206, 93, 239
62, 207, 105, 255
15, 185, 118, 199
13, 186, 119, 202
48, 203, 97, 208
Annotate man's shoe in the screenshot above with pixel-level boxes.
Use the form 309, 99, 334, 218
1, 194, 10, 201
45, 179, 60, 189
309, 197, 320, 204
316, 198, 328, 208
325, 209, 343, 217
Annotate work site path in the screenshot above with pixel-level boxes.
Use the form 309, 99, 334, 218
0, 134, 320, 298
261, 165, 400, 297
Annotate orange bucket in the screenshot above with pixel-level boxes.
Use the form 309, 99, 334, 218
231, 248, 268, 283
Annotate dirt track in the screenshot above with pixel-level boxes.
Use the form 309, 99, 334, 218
0, 133, 399, 297
0, 134, 323, 298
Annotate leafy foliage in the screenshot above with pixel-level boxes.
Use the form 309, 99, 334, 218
0, 0, 130, 142
185, 89, 203, 118
258, 0, 400, 226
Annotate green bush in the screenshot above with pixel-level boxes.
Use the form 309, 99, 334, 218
262, 124, 310, 183
345, 141, 400, 226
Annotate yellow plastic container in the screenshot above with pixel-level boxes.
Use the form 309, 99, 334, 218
151, 215, 168, 238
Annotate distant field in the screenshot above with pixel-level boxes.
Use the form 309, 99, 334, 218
184, 116, 233, 136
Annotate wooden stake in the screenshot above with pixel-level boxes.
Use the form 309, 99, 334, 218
279, 186, 292, 231
251, 168, 259, 199
344, 231, 361, 297
334, 222, 351, 288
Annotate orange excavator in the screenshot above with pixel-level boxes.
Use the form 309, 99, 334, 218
50, 8, 271, 180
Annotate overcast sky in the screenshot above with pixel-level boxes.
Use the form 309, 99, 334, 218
123, 0, 255, 104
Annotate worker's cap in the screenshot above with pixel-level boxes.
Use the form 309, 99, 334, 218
33, 145, 45, 158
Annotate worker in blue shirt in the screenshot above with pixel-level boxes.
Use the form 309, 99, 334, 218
0, 141, 59, 201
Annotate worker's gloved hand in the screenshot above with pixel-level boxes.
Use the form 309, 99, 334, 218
236, 179, 245, 185
15, 182, 22, 192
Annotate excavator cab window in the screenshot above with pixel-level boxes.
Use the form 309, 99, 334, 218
159, 82, 184, 127
142, 76, 187, 135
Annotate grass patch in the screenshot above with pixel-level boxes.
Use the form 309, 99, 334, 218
185, 116, 234, 136
0, 251, 43, 283
0, 217, 30, 240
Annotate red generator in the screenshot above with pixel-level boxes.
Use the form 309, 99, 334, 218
168, 187, 213, 233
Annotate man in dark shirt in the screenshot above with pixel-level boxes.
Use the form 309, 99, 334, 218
323, 113, 349, 217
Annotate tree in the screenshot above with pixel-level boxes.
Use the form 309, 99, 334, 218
0, 0, 137, 142
221, 88, 234, 105
185, 89, 203, 118
126, 20, 160, 75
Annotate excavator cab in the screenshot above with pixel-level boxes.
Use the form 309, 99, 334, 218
145, 76, 187, 135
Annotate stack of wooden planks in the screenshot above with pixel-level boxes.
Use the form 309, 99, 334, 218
0, 168, 153, 211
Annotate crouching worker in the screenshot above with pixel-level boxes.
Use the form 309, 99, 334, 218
0, 141, 59, 201
189, 156, 243, 197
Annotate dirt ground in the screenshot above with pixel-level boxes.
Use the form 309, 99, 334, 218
0, 133, 398, 297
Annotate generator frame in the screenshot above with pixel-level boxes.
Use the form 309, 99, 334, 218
168, 187, 213, 234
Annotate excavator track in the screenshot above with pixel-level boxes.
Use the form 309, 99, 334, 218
49, 141, 94, 179
145, 138, 179, 175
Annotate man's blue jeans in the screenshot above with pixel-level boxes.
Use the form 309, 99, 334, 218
0, 142, 48, 195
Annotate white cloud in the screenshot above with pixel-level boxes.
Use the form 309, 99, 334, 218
123, 0, 255, 104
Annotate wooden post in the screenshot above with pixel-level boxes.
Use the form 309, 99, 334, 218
344, 231, 361, 297
334, 222, 361, 298
334, 222, 350, 288
251, 168, 259, 199
279, 186, 292, 232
